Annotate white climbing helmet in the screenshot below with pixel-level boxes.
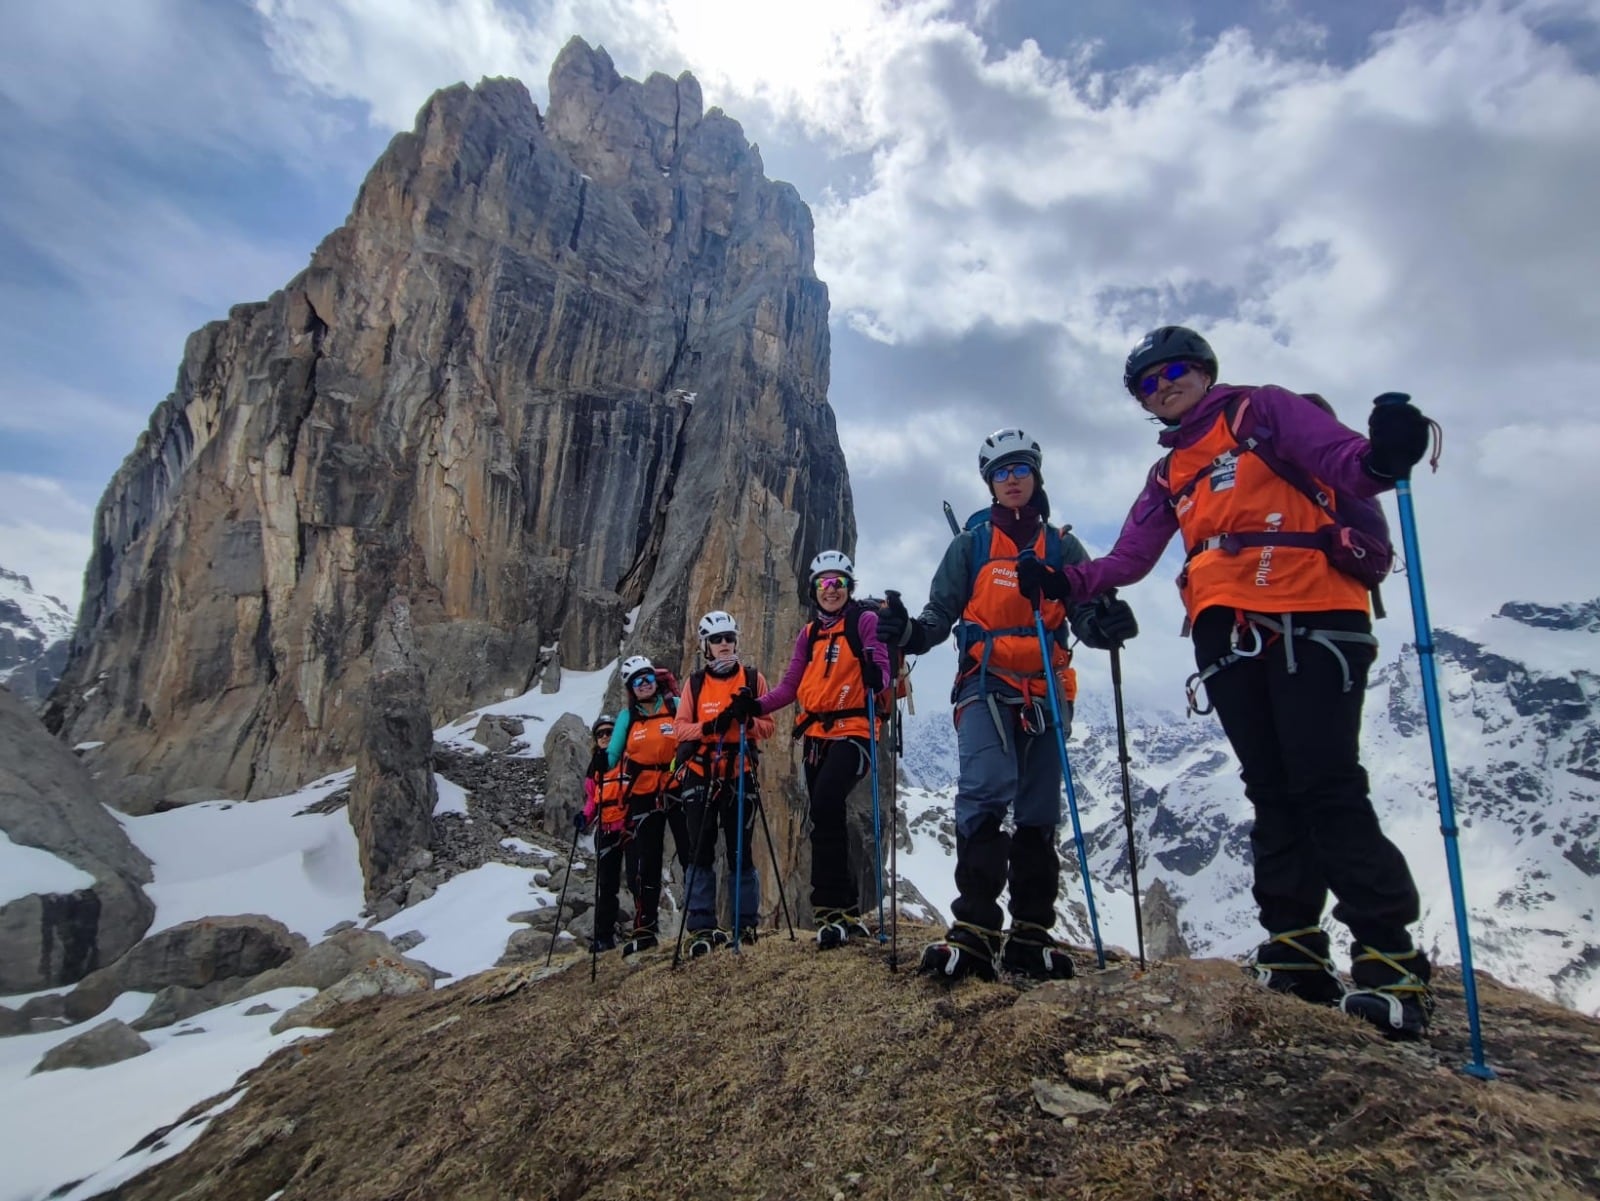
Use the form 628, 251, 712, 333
697, 610, 739, 653
620, 655, 655, 685
808, 550, 854, 587
977, 428, 1042, 481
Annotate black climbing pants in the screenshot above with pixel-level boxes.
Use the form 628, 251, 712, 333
802, 736, 869, 913
1193, 605, 1420, 952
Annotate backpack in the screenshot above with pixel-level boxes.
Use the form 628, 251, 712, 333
1158, 391, 1394, 617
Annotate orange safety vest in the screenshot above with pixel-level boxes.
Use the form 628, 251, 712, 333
794, 614, 879, 740
1163, 409, 1369, 621
682, 666, 761, 779
956, 525, 1077, 703
596, 763, 629, 831
621, 705, 678, 796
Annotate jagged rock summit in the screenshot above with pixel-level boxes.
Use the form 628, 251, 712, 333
94, 934, 1600, 1200
45, 37, 850, 811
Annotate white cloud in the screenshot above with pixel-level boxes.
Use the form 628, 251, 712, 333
0, 475, 95, 612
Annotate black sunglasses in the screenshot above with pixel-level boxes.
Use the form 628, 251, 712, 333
706, 632, 737, 645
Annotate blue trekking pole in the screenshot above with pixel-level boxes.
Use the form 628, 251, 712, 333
1028, 592, 1105, 968
732, 723, 749, 954
1374, 392, 1493, 1080
867, 688, 888, 942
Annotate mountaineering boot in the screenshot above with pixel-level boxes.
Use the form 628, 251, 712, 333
589, 935, 617, 954
1001, 921, 1076, 980
736, 926, 760, 945
686, 928, 728, 959
1247, 927, 1345, 1005
620, 930, 659, 956
816, 909, 873, 950
918, 922, 1001, 982
1340, 946, 1433, 1039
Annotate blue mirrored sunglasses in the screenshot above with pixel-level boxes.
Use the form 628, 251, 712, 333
990, 462, 1033, 482
1138, 361, 1193, 396
630, 672, 656, 687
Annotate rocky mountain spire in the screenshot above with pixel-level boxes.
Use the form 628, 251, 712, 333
45, 38, 851, 810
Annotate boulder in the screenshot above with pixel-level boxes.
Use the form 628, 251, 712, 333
32, 1018, 151, 1073
558, 588, 628, 672
471, 715, 523, 753
132, 982, 235, 1032
0, 686, 154, 992
65, 914, 304, 1022
541, 713, 592, 836
270, 955, 434, 1033
234, 927, 438, 999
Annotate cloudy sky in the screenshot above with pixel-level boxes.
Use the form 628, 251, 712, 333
3, 0, 1598, 710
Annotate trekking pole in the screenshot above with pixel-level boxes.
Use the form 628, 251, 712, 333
1374, 392, 1493, 1080
886, 638, 904, 971
942, 501, 961, 536
753, 797, 797, 940
545, 816, 585, 967
732, 723, 749, 954
867, 688, 889, 942
1028, 588, 1106, 968
1108, 635, 1147, 971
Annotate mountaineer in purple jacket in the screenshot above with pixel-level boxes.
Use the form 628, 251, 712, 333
726, 551, 892, 949
1025, 325, 1438, 1040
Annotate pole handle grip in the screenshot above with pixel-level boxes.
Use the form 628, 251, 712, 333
1373, 391, 1412, 408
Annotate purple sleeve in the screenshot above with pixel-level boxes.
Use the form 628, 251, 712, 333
1061, 463, 1180, 600
855, 608, 892, 688
757, 628, 811, 714
1251, 385, 1385, 499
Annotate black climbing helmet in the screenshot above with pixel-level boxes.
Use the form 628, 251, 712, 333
1123, 326, 1218, 397
592, 713, 615, 737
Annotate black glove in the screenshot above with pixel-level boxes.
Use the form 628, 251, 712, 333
1366, 399, 1431, 480
876, 592, 912, 646
1016, 556, 1071, 605
1094, 595, 1139, 646
573, 810, 589, 832
727, 687, 761, 723
703, 708, 737, 738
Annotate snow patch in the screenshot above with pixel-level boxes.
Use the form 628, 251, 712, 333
0, 830, 96, 907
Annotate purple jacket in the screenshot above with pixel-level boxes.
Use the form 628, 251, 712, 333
1062, 384, 1387, 600
759, 604, 892, 715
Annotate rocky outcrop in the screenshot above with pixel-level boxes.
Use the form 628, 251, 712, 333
540, 712, 593, 837
347, 597, 436, 899
45, 38, 851, 833
64, 914, 304, 1022
1141, 878, 1191, 960
0, 686, 154, 992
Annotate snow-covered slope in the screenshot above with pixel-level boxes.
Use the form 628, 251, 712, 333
0, 567, 74, 707
889, 599, 1600, 1016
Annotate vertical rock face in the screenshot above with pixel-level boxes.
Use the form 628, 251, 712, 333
348, 598, 437, 899
45, 38, 851, 811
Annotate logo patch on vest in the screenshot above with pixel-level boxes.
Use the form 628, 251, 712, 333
1254, 512, 1284, 587
1208, 453, 1239, 493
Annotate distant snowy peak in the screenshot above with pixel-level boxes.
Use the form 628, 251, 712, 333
0, 565, 75, 706
1494, 598, 1600, 634
0, 566, 74, 640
